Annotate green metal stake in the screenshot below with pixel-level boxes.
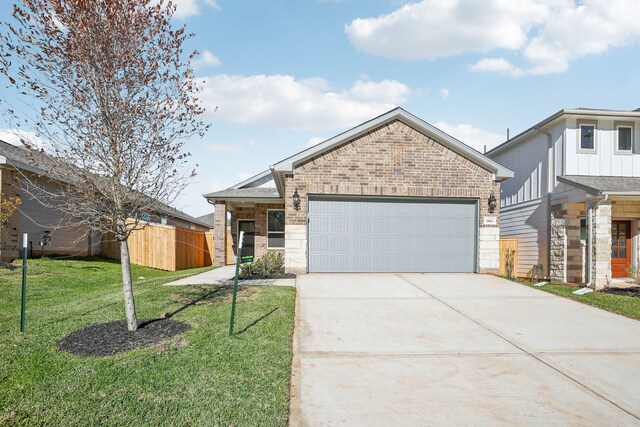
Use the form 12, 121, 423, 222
20, 233, 28, 334
229, 231, 244, 336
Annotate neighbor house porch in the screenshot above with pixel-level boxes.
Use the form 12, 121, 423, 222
551, 176, 640, 289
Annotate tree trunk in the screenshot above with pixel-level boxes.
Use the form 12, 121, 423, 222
119, 238, 138, 332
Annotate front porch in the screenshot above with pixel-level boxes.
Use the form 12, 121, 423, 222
552, 176, 640, 289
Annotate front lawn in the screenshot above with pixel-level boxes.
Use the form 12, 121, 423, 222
0, 257, 296, 426
514, 279, 640, 320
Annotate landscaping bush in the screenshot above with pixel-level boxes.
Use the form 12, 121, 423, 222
240, 251, 285, 279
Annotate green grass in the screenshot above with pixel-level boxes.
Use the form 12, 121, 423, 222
512, 278, 640, 320
0, 257, 296, 426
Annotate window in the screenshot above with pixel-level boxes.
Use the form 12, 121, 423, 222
579, 124, 596, 150
617, 125, 633, 152
580, 218, 587, 241
267, 210, 285, 248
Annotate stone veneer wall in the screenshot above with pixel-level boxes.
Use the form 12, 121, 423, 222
0, 167, 21, 261
550, 200, 614, 289
591, 202, 612, 289
283, 119, 501, 274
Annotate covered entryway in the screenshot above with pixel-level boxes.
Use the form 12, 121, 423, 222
307, 197, 478, 273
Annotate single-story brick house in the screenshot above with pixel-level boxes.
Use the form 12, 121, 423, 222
204, 108, 513, 274
0, 139, 211, 261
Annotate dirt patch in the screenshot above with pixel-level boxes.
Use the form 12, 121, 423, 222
57, 319, 191, 357
171, 285, 261, 306
603, 287, 640, 298
0, 262, 20, 271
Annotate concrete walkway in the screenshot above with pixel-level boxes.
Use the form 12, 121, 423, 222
164, 265, 295, 287
290, 273, 640, 426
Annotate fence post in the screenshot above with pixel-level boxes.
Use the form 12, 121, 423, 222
229, 231, 244, 336
20, 233, 28, 334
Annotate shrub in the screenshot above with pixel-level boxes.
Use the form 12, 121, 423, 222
239, 251, 284, 279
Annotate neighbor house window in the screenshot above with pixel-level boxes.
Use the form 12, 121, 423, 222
579, 124, 596, 150
267, 210, 285, 248
617, 125, 633, 152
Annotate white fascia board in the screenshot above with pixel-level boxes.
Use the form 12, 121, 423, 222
273, 108, 513, 180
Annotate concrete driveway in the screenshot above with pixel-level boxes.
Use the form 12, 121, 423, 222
289, 273, 640, 426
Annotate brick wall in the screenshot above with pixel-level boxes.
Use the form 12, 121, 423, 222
229, 203, 285, 261
283, 119, 501, 273
0, 167, 21, 261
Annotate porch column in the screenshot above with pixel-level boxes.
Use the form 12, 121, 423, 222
549, 207, 567, 283
591, 202, 612, 290
213, 201, 227, 266
565, 204, 584, 284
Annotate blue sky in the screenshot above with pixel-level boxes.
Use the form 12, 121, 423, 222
2, 0, 640, 216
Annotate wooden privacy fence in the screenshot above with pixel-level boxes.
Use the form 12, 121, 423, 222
499, 238, 518, 277
102, 222, 221, 271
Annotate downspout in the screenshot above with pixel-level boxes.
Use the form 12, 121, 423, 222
585, 194, 609, 289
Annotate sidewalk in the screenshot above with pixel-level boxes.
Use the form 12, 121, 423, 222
164, 265, 295, 287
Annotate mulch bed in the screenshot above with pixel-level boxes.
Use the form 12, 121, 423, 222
242, 273, 296, 280
603, 287, 640, 298
57, 318, 191, 357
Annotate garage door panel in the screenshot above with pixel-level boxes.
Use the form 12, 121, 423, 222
308, 198, 477, 273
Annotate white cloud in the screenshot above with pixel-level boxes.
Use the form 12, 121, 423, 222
470, 58, 525, 77
347, 0, 640, 76
306, 137, 326, 148
193, 50, 221, 69
169, 0, 219, 19
346, 0, 547, 61
434, 121, 505, 153
0, 129, 49, 150
439, 88, 450, 99
199, 74, 411, 130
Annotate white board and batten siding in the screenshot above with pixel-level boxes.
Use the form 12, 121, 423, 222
564, 118, 640, 177
500, 198, 549, 277
490, 122, 564, 277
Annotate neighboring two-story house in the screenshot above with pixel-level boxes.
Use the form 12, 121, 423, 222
488, 108, 640, 289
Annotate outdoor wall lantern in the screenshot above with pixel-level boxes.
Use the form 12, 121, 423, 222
488, 193, 497, 214
293, 188, 301, 211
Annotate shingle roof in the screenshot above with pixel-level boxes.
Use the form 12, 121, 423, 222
196, 213, 215, 227
203, 187, 282, 200
558, 175, 640, 194
0, 140, 211, 228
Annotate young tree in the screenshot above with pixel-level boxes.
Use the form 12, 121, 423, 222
0, 195, 21, 225
0, 0, 208, 331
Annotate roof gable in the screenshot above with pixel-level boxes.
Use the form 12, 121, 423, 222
272, 108, 512, 181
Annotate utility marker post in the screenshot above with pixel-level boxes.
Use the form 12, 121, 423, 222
20, 233, 28, 334
229, 231, 244, 336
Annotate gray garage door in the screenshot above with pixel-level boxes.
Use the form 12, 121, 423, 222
308, 197, 477, 273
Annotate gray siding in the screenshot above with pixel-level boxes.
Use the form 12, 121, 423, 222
308, 197, 477, 273
19, 193, 91, 256
500, 198, 549, 278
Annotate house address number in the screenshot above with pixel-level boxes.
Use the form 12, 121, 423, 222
483, 216, 497, 225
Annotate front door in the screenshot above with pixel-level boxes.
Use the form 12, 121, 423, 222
611, 220, 631, 278
238, 220, 255, 262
